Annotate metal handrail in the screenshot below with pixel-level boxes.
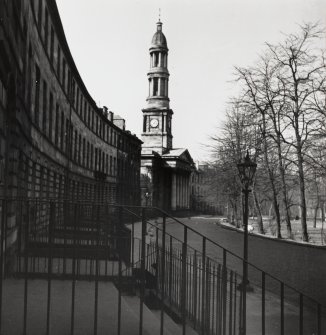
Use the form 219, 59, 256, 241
121, 204, 326, 308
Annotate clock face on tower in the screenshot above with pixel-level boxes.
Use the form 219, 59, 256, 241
150, 118, 159, 128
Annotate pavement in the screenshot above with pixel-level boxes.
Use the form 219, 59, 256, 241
2, 278, 193, 335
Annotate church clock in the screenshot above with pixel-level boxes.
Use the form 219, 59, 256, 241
150, 118, 159, 128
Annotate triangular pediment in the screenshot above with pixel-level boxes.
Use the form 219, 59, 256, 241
162, 148, 194, 165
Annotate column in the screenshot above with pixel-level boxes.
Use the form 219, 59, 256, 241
183, 175, 186, 209
177, 175, 181, 209
165, 79, 168, 97
179, 175, 182, 209
171, 173, 177, 210
159, 52, 162, 67
177, 175, 180, 207
186, 175, 190, 209
181, 175, 185, 208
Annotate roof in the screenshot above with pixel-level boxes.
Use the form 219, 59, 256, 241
162, 148, 195, 165
151, 21, 168, 49
163, 148, 187, 157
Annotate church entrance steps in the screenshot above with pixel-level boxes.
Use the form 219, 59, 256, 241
14, 256, 123, 279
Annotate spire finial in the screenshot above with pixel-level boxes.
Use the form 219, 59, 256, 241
158, 8, 161, 22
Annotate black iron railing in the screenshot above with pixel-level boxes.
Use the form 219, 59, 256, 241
0, 198, 324, 334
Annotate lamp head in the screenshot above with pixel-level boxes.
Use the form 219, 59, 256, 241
237, 150, 257, 190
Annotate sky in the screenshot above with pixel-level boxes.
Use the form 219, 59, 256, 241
56, 0, 326, 162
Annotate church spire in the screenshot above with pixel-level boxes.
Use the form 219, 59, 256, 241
141, 20, 173, 155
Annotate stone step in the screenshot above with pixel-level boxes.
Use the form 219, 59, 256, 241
2, 278, 145, 335
122, 295, 176, 335
15, 256, 125, 278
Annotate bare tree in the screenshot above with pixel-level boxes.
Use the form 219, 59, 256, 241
266, 23, 326, 241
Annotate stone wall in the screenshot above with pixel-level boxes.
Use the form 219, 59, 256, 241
217, 224, 326, 305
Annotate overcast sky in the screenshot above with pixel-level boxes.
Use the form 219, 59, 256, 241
56, 0, 326, 162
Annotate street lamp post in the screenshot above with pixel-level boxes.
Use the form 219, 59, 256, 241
237, 151, 257, 335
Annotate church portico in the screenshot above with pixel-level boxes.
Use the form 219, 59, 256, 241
140, 19, 194, 212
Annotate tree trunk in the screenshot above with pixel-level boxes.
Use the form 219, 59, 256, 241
313, 205, 318, 229
252, 188, 264, 234
276, 140, 292, 238
261, 112, 281, 239
295, 133, 309, 242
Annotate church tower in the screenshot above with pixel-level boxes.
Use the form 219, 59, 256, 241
141, 20, 173, 155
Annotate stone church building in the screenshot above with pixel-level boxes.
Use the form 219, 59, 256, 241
140, 20, 195, 211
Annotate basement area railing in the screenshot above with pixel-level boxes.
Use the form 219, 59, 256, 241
0, 198, 324, 335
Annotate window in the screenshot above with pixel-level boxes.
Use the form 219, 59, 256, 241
109, 156, 112, 175
74, 130, 77, 161
50, 26, 54, 64
80, 95, 83, 115
55, 104, 59, 146
86, 142, 89, 168
98, 150, 101, 171
37, 0, 43, 29
22, 20, 28, 98
161, 78, 165, 96
153, 52, 159, 67
49, 92, 53, 140
42, 80, 47, 132
65, 119, 69, 153
61, 111, 64, 151
27, 45, 33, 111
153, 78, 159, 96
62, 59, 66, 90
76, 87, 79, 113
34, 65, 40, 125
44, 9, 49, 53
78, 134, 81, 164
143, 116, 147, 132
90, 145, 93, 170
82, 138, 86, 166
95, 148, 98, 170
57, 45, 61, 78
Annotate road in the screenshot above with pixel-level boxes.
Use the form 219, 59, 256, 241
130, 215, 325, 334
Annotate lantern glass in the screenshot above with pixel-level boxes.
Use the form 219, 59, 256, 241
237, 151, 257, 190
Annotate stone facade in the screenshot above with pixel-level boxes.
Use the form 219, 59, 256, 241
190, 164, 221, 214
0, 0, 142, 256
140, 21, 194, 211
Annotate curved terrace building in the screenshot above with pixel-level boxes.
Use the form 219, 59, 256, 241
0, 0, 141, 257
